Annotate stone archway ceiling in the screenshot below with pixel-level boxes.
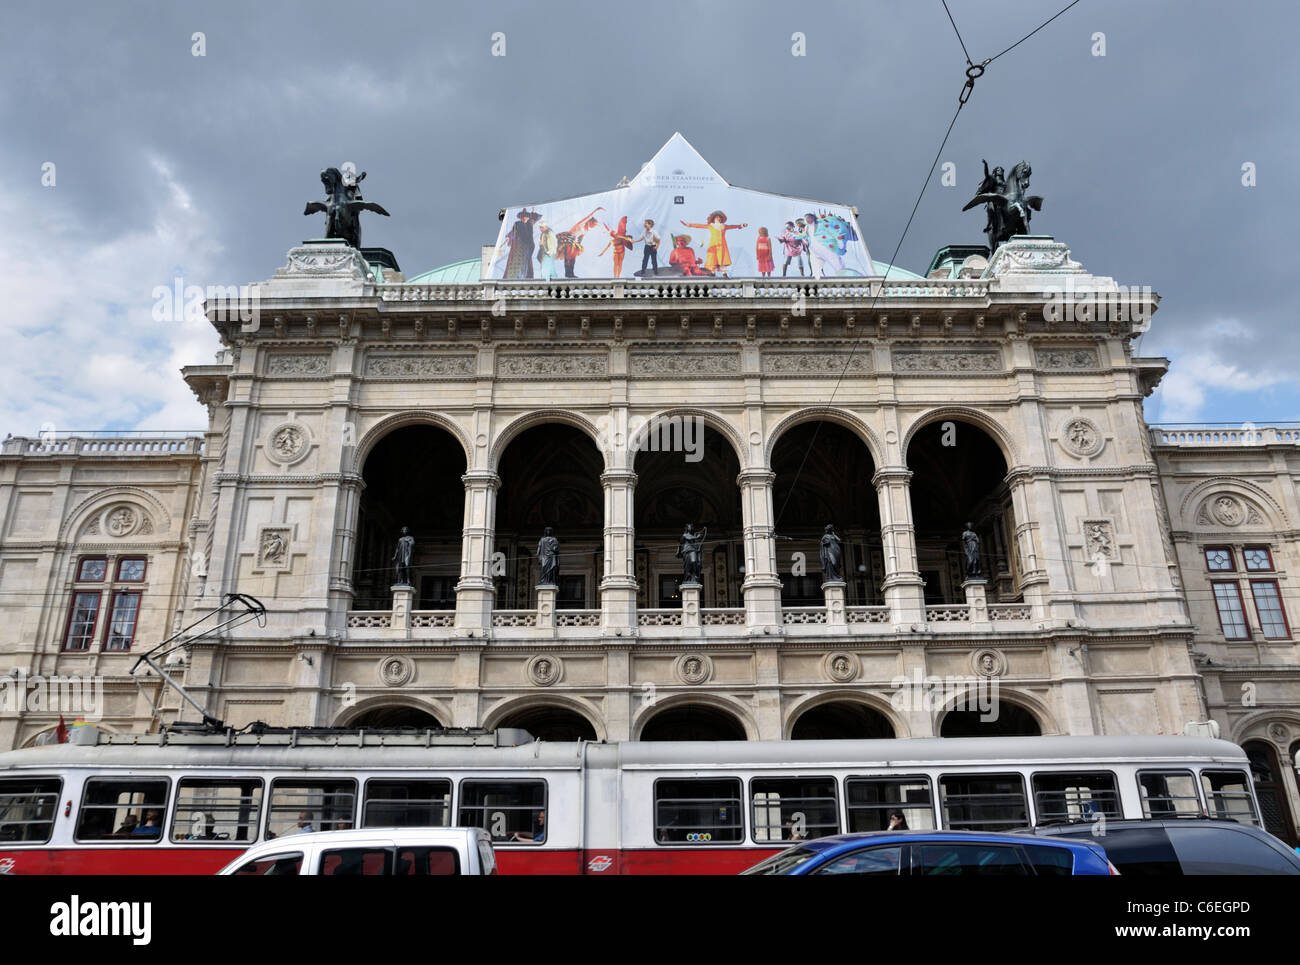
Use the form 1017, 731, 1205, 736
634, 428, 741, 531
489, 133, 875, 282
497, 706, 598, 743
939, 703, 1041, 738
791, 701, 895, 740
348, 705, 444, 729
771, 422, 879, 531
640, 704, 747, 741
360, 425, 468, 535
907, 420, 1008, 539
497, 424, 605, 533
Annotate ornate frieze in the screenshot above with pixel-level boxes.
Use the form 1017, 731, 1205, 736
763, 351, 872, 377
893, 350, 1001, 373
265, 353, 330, 376
497, 353, 608, 378
1037, 347, 1100, 369
629, 351, 740, 377
365, 354, 477, 379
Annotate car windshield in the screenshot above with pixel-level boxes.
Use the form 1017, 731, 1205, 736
740, 846, 819, 875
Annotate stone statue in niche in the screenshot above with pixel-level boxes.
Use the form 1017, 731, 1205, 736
393, 526, 414, 587
820, 524, 844, 582
536, 527, 560, 586
677, 523, 707, 584
961, 522, 983, 579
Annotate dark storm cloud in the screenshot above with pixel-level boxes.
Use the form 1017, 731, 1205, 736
2, 0, 1296, 429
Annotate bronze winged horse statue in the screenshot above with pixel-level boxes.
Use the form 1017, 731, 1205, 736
962, 160, 1043, 252
304, 167, 389, 249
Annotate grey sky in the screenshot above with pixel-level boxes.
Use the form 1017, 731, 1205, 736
3, 0, 1296, 433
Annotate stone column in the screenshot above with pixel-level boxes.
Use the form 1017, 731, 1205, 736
680, 582, 702, 628
822, 580, 847, 626
873, 467, 925, 625
1004, 469, 1052, 617
390, 584, 414, 631
600, 468, 638, 632
737, 469, 782, 629
535, 584, 557, 629
455, 469, 500, 632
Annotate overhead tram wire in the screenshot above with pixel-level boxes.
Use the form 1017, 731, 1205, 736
772, 0, 1086, 530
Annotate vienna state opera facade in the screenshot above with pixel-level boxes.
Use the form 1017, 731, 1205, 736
2, 138, 1298, 840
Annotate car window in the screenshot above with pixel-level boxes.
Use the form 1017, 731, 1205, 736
393, 846, 460, 875
739, 847, 820, 875
1167, 826, 1300, 875
1054, 826, 1181, 876
812, 845, 904, 876
233, 852, 304, 875
917, 844, 1028, 876
320, 847, 392, 875
1020, 843, 1076, 876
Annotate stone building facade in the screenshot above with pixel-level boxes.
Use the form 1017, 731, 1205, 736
1, 158, 1297, 841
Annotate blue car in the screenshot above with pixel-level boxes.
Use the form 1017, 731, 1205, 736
740, 830, 1117, 875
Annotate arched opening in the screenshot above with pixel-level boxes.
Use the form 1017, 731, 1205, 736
633, 424, 742, 608
495, 424, 605, 609
639, 703, 747, 741
1245, 740, 1297, 845
790, 700, 895, 740
906, 418, 1014, 604
346, 705, 444, 728
940, 701, 1041, 737
495, 705, 598, 742
771, 421, 880, 606
352, 425, 466, 611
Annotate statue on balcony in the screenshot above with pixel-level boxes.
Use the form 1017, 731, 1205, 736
961, 522, 982, 579
393, 526, 414, 587
304, 166, 390, 249
961, 160, 1043, 252
537, 527, 560, 586
677, 523, 707, 584
820, 524, 844, 582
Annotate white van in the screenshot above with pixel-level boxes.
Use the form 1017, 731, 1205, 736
216, 828, 497, 875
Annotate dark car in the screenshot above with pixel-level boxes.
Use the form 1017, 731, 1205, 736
1030, 818, 1300, 875
740, 830, 1116, 875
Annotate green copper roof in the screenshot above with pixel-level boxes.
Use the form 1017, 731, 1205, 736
406, 258, 482, 284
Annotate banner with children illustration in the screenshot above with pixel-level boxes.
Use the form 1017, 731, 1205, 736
489, 133, 875, 281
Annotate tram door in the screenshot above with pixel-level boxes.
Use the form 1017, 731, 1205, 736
1245, 741, 1297, 846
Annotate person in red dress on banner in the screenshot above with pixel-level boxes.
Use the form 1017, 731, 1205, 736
756, 227, 775, 276
668, 234, 713, 275
600, 216, 635, 277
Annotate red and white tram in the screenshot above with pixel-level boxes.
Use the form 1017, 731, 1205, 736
0, 727, 1262, 875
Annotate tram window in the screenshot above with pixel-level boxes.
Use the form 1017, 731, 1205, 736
171, 778, 263, 844
1031, 772, 1121, 824
654, 778, 743, 845
939, 774, 1028, 831
1200, 770, 1258, 825
266, 780, 356, 839
233, 852, 304, 876
0, 778, 62, 844
321, 847, 392, 876
751, 778, 839, 842
917, 843, 1029, 876
845, 776, 936, 831
362, 779, 452, 828
75, 778, 169, 842
394, 846, 460, 875
1137, 770, 1201, 818
458, 781, 546, 844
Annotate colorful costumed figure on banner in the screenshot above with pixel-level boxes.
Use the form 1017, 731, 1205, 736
668, 234, 713, 275
634, 219, 661, 274
503, 209, 540, 279
680, 210, 747, 277
755, 227, 774, 277
535, 221, 558, 280
555, 207, 605, 278
778, 220, 807, 277
803, 211, 862, 277
600, 216, 636, 277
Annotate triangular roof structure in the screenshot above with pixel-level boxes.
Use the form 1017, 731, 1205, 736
489, 134, 875, 281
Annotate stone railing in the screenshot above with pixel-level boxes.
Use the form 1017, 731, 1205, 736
637, 609, 683, 627
491, 610, 538, 628
847, 606, 891, 624
2, 435, 205, 456
555, 610, 601, 627
782, 607, 829, 625
347, 611, 392, 629
411, 611, 454, 629
701, 608, 745, 625
925, 605, 971, 623
988, 605, 1033, 621
378, 277, 992, 304
1149, 424, 1300, 447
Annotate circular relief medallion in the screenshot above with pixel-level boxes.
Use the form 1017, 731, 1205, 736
1267, 722, 1289, 744
824, 652, 860, 683
377, 655, 413, 687
266, 422, 311, 466
1212, 495, 1245, 527
971, 648, 1005, 678
105, 505, 139, 537
526, 654, 563, 687
675, 653, 713, 685
1061, 417, 1103, 457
